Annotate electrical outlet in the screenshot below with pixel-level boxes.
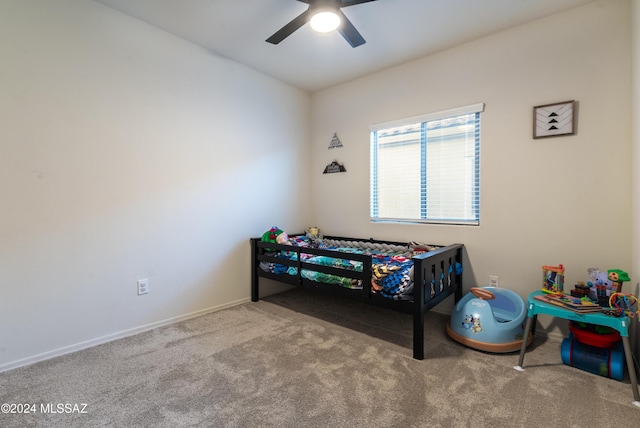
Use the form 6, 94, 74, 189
137, 279, 149, 295
489, 275, 499, 288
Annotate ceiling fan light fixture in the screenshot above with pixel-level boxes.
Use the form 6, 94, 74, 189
267, 0, 374, 47
310, 11, 341, 33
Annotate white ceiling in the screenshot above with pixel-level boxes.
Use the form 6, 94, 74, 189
94, 0, 594, 93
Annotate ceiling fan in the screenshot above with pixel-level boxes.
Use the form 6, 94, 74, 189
266, 0, 378, 48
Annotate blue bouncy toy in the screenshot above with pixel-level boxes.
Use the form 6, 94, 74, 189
561, 333, 624, 380
447, 286, 532, 353
560, 321, 625, 380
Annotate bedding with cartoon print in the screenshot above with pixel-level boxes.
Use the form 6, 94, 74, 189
258, 239, 418, 300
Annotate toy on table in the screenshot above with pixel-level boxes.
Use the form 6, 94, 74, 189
609, 292, 639, 318
585, 268, 630, 307
608, 269, 630, 293
570, 281, 591, 298
533, 292, 602, 313
586, 267, 612, 305
542, 264, 564, 293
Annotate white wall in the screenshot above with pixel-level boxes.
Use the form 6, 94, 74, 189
311, 1, 632, 336
0, 0, 310, 370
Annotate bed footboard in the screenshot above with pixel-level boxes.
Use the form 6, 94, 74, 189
411, 243, 464, 359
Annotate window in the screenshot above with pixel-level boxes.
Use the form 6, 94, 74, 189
370, 103, 483, 225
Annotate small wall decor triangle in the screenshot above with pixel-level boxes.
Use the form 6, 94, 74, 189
323, 160, 346, 174
328, 132, 343, 149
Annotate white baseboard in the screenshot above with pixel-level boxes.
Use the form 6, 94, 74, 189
0, 297, 251, 374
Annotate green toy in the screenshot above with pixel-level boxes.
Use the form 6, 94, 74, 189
607, 269, 630, 292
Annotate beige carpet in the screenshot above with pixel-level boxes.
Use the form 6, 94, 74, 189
1, 288, 639, 427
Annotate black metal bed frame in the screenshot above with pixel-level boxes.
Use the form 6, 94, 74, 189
250, 235, 464, 360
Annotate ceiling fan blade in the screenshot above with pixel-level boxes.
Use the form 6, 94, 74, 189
341, 0, 377, 7
338, 10, 366, 47
266, 10, 311, 44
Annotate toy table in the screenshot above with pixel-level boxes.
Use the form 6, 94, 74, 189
514, 290, 640, 407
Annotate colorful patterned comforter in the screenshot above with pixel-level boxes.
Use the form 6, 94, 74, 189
258, 237, 420, 300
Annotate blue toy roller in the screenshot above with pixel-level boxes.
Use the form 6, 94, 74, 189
446, 286, 532, 353
561, 333, 624, 380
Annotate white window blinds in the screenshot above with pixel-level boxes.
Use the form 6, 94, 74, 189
370, 103, 484, 225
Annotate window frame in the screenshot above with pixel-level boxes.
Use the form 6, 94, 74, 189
369, 103, 484, 226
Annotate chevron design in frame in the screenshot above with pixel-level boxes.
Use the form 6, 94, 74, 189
533, 100, 576, 139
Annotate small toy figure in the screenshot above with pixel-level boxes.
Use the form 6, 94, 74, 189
542, 264, 565, 293
261, 227, 291, 247
306, 226, 323, 240
586, 268, 612, 303
607, 269, 630, 293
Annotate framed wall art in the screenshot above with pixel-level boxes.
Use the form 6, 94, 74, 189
533, 100, 576, 139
